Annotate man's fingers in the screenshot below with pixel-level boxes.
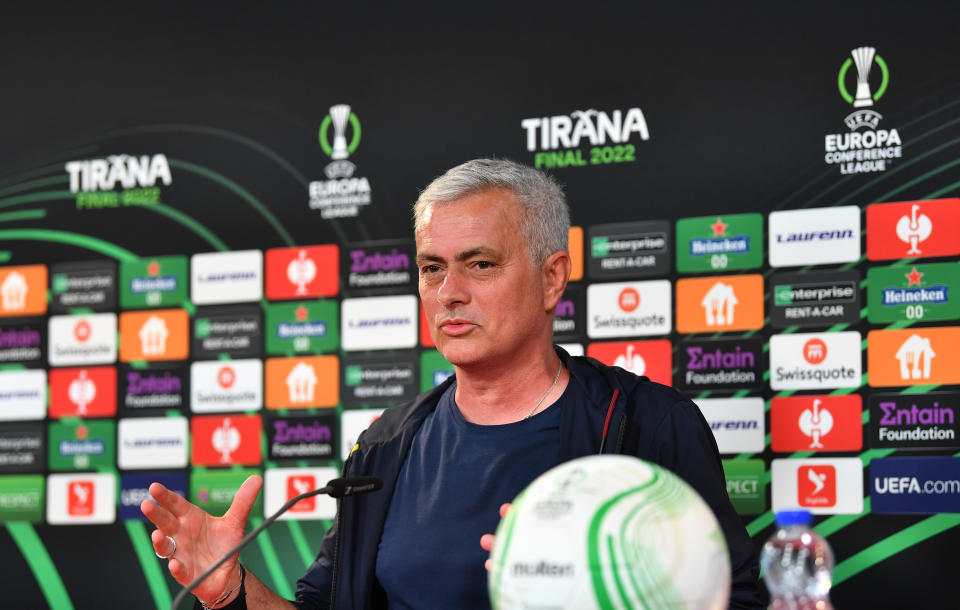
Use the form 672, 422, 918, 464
499, 502, 511, 518
485, 558, 492, 571
151, 528, 178, 558
480, 533, 495, 552
224, 475, 263, 527
149, 482, 192, 518
142, 498, 179, 534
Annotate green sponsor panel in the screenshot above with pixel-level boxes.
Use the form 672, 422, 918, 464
0, 474, 45, 521
119, 255, 188, 308
675, 213, 763, 273
419, 350, 454, 392
722, 459, 765, 515
191, 468, 262, 517
867, 262, 960, 323
264, 300, 339, 355
47, 420, 116, 471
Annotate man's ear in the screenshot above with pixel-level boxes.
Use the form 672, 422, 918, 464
542, 250, 572, 311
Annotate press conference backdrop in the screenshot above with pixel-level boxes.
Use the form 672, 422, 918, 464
1, 4, 959, 608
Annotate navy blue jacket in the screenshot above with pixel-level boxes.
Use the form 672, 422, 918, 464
295, 350, 763, 609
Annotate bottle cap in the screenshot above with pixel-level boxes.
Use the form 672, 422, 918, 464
774, 509, 813, 526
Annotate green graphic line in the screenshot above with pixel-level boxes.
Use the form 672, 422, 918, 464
125, 520, 173, 610
0, 174, 67, 199
0, 229, 138, 261
167, 159, 294, 247
6, 522, 74, 609
250, 517, 294, 600
149, 202, 229, 251
833, 514, 960, 585
286, 521, 317, 569
922, 179, 960, 199
0, 209, 47, 223
0, 153, 96, 189
872, 55, 889, 101
104, 124, 309, 186
0, 190, 73, 211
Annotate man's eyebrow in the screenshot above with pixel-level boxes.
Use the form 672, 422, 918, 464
416, 247, 498, 264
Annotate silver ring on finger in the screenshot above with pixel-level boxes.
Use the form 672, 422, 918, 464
155, 535, 177, 559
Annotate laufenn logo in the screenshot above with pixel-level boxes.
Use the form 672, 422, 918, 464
521, 108, 649, 169
65, 154, 170, 210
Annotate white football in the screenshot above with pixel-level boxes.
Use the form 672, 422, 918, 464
488, 455, 731, 610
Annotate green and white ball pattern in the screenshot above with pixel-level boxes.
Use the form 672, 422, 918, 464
488, 455, 730, 610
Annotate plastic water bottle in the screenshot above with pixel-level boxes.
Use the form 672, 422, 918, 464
760, 509, 835, 610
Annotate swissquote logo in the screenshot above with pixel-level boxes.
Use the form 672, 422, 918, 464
868, 327, 960, 387
48, 367, 117, 418
190, 415, 262, 466
65, 154, 171, 209
309, 104, 371, 218
521, 107, 650, 169
770, 395, 863, 452
825, 46, 903, 175
771, 458, 863, 514
586, 280, 671, 338
866, 199, 960, 261
190, 359, 263, 413
265, 245, 339, 300
48, 313, 117, 366
768, 206, 861, 267
586, 340, 672, 386
264, 467, 339, 520
47, 472, 116, 524
0, 266, 47, 318
770, 331, 862, 390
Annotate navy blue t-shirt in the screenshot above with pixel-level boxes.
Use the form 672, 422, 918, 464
375, 380, 568, 609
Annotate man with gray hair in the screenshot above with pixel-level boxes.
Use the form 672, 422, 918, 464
144, 159, 762, 609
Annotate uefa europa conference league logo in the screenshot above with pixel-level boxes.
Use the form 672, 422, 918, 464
825, 46, 903, 175
309, 104, 372, 218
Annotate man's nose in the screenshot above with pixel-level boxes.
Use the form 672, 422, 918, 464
437, 268, 469, 306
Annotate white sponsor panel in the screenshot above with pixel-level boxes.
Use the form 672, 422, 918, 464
117, 417, 188, 469
768, 206, 861, 267
190, 359, 263, 412
263, 467, 339, 520
341, 295, 418, 351
0, 369, 46, 421
769, 331, 862, 390
558, 343, 584, 357
696, 398, 765, 454
771, 458, 864, 515
586, 280, 672, 339
48, 313, 117, 366
47, 472, 117, 524
340, 408, 386, 460
191, 250, 263, 305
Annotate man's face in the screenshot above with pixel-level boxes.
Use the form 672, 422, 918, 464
416, 189, 552, 369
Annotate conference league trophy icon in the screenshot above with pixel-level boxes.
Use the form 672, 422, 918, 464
851, 46, 876, 108
325, 104, 356, 179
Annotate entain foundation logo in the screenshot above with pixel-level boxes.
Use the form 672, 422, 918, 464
65, 154, 171, 210
521, 107, 650, 169
824, 46, 902, 175
309, 104, 371, 218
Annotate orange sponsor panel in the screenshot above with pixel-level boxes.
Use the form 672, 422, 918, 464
867, 327, 960, 387
119, 309, 189, 362
568, 226, 584, 282
0, 265, 48, 317
265, 355, 339, 409
676, 274, 764, 333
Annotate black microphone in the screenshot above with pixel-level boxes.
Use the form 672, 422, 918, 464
170, 476, 382, 610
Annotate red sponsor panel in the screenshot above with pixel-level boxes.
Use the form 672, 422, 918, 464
866, 199, 960, 260
419, 304, 435, 347
287, 474, 317, 512
797, 464, 837, 508
587, 340, 672, 386
770, 395, 862, 452
48, 366, 117, 418
68, 481, 95, 516
265, 245, 339, 300
190, 414, 263, 466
